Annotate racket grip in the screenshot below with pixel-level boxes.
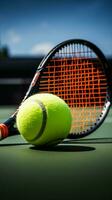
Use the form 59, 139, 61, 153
0, 124, 9, 140
0, 117, 18, 140
0, 123, 20, 140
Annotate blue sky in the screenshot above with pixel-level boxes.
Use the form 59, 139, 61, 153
0, 0, 112, 56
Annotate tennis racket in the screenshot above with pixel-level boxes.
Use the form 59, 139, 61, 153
0, 39, 111, 140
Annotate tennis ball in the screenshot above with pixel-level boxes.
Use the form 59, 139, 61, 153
16, 93, 72, 146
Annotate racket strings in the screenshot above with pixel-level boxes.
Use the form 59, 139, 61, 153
39, 46, 107, 135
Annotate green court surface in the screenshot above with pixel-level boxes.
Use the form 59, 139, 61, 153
0, 106, 112, 200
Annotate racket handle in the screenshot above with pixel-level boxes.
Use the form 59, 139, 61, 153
0, 117, 19, 140
0, 124, 9, 139
0, 124, 19, 140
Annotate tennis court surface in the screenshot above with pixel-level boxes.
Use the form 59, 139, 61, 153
0, 106, 112, 200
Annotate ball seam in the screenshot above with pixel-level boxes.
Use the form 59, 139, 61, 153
29, 99, 47, 142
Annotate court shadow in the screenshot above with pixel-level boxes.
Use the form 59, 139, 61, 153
30, 144, 95, 152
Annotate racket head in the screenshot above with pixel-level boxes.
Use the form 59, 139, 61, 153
0, 39, 111, 140
34, 39, 111, 139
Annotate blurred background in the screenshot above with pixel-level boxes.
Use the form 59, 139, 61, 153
0, 0, 112, 105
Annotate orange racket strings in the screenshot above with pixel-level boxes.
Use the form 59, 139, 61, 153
38, 45, 107, 135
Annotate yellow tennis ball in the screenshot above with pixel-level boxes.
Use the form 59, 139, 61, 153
16, 93, 72, 146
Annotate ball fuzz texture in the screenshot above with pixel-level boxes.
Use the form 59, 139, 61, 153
16, 93, 72, 146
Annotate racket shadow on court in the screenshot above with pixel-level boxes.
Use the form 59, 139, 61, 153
1, 137, 112, 151
0, 142, 28, 147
